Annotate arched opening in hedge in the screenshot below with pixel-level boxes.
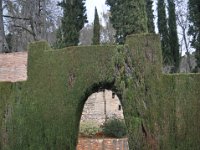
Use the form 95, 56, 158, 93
79, 90, 125, 136
76, 82, 129, 149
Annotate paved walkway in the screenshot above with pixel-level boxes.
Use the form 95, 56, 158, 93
77, 138, 129, 150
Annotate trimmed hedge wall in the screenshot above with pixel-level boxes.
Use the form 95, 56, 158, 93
0, 34, 199, 150
159, 74, 200, 150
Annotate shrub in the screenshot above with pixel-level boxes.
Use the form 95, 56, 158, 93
102, 117, 127, 138
79, 121, 102, 137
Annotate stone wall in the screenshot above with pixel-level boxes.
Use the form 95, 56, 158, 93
81, 90, 124, 125
0, 52, 27, 82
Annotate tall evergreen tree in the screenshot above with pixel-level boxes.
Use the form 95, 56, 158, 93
92, 7, 100, 45
54, 27, 65, 49
57, 0, 87, 48
106, 0, 148, 44
188, 0, 200, 72
157, 0, 171, 65
146, 0, 155, 33
167, 0, 180, 72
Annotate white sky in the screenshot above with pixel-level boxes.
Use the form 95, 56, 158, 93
85, 0, 108, 24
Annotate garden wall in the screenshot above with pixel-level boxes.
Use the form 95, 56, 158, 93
0, 34, 199, 150
0, 53, 123, 127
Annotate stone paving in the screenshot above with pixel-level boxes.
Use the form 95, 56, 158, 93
77, 138, 129, 150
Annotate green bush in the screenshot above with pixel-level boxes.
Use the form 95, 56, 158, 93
102, 117, 127, 138
79, 121, 102, 137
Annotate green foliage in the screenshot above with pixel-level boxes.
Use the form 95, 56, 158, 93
125, 34, 163, 149
53, 27, 65, 49
0, 42, 116, 150
0, 83, 12, 148
167, 0, 180, 72
160, 74, 200, 150
188, 0, 200, 71
57, 0, 87, 48
92, 7, 100, 45
146, 0, 155, 33
79, 121, 101, 137
157, 0, 172, 65
158, 0, 180, 71
0, 34, 199, 150
106, 0, 148, 44
102, 117, 127, 138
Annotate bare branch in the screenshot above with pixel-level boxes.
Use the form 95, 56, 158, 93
13, 24, 35, 36
3, 15, 30, 20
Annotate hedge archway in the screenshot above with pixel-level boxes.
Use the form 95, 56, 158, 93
0, 34, 200, 150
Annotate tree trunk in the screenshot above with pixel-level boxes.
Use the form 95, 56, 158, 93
182, 27, 192, 72
31, 0, 47, 41
0, 0, 8, 52
103, 90, 107, 122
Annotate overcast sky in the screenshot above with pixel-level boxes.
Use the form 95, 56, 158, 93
85, 0, 108, 24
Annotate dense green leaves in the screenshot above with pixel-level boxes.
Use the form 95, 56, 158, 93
157, 0, 171, 65
158, 0, 181, 72
102, 117, 127, 138
168, 0, 180, 72
106, 0, 148, 44
0, 35, 200, 149
92, 7, 100, 45
56, 0, 87, 48
146, 0, 155, 33
188, 0, 200, 72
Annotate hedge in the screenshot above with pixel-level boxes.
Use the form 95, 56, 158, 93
0, 34, 199, 150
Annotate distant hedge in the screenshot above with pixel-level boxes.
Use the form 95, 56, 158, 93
0, 34, 199, 150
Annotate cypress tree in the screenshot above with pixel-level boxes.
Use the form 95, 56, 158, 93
188, 0, 200, 72
54, 27, 65, 49
106, 0, 148, 44
146, 0, 155, 33
157, 0, 171, 65
167, 0, 180, 72
57, 0, 87, 48
92, 7, 100, 45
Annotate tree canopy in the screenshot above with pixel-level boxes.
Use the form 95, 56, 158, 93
188, 0, 200, 72
157, 0, 171, 66
106, 0, 148, 44
168, 0, 180, 72
92, 7, 100, 45
57, 0, 87, 48
146, 0, 155, 33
